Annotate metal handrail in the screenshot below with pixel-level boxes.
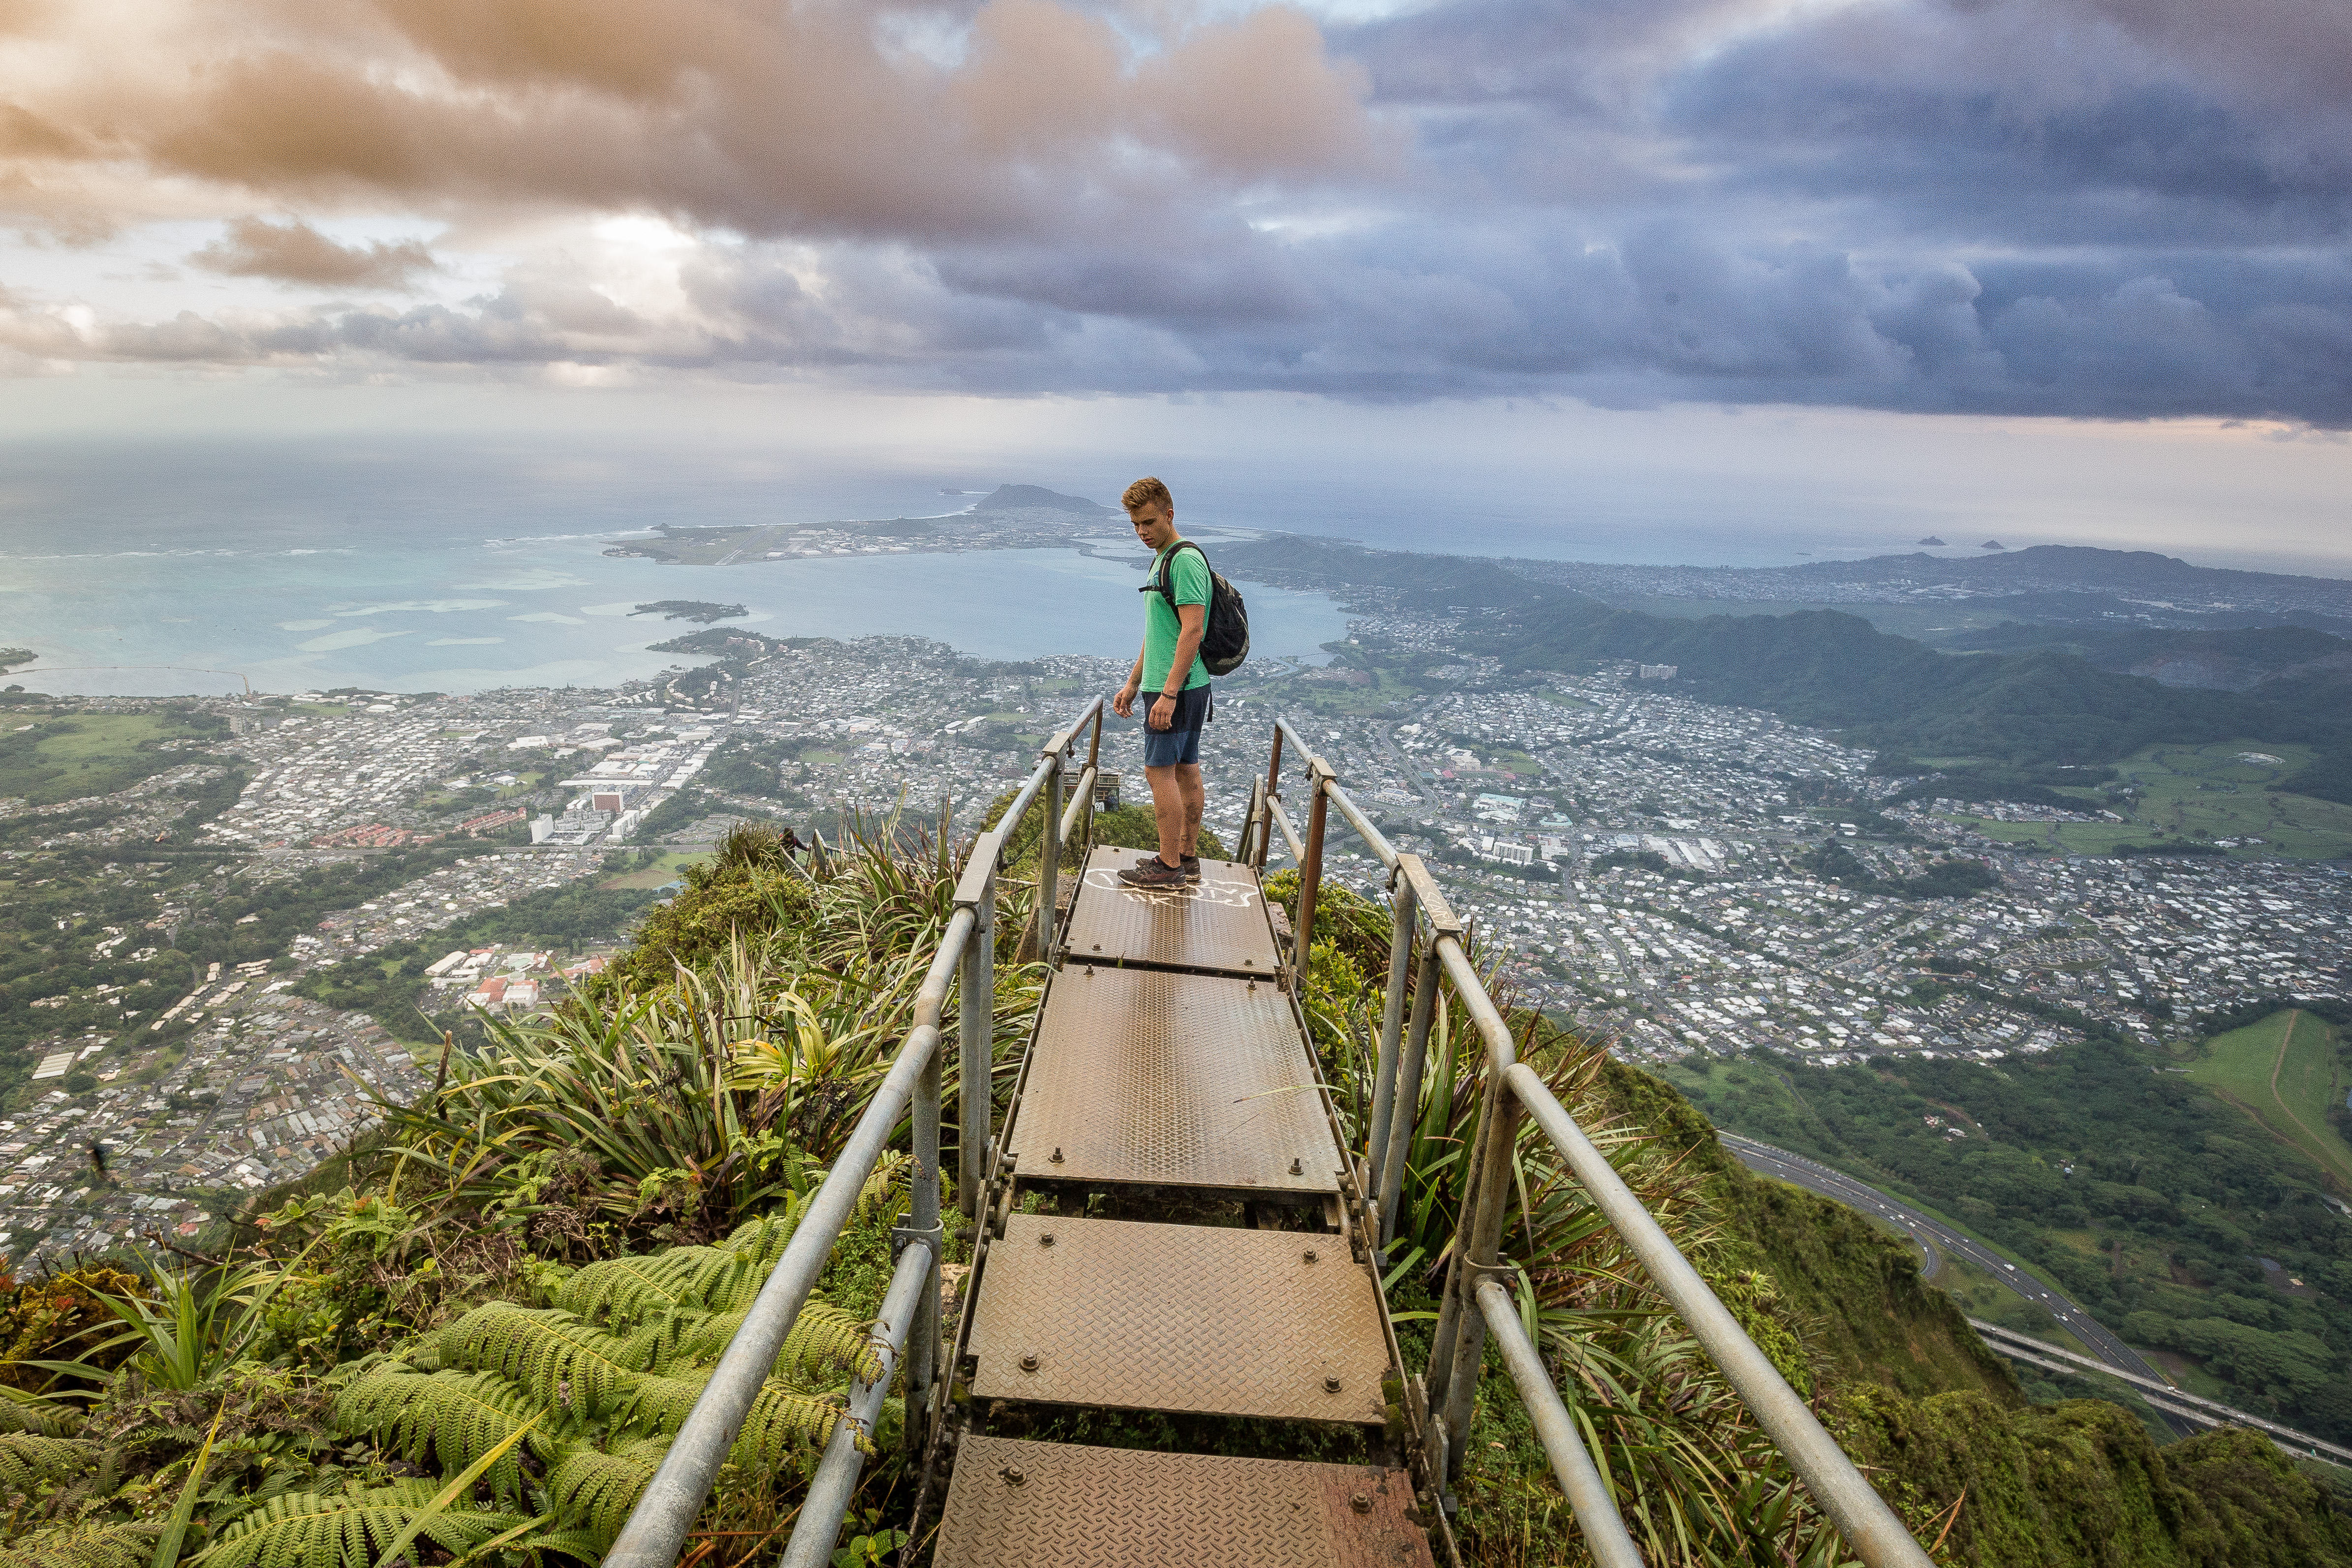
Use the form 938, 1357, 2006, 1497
603, 695, 1106, 1568
777, 1237, 934, 1568
1256, 719, 1933, 1568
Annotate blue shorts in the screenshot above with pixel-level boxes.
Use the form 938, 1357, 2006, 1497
1141, 684, 1211, 768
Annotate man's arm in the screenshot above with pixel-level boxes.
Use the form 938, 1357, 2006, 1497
1147, 603, 1206, 731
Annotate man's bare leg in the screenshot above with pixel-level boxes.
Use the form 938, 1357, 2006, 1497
1145, 763, 1185, 867
1177, 764, 1204, 859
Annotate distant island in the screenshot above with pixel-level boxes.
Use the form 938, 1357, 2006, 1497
1916, 535, 1946, 546
1980, 539, 2006, 550
602, 483, 1121, 567
630, 601, 748, 623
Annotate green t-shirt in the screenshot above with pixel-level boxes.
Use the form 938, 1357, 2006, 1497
1144, 541, 1212, 693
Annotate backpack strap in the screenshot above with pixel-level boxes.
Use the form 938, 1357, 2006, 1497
1151, 540, 1210, 611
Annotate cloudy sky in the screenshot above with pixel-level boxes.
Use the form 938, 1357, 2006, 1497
1, 0, 2346, 562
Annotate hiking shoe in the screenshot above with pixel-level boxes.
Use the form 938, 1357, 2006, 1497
1181, 855, 1201, 882
1119, 856, 1190, 889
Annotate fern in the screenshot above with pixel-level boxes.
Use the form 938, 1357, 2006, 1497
435, 1303, 658, 1420
734, 1378, 850, 1464
547, 1437, 667, 1549
853, 1152, 908, 1226
332, 1366, 558, 1503
0, 1521, 155, 1568
0, 1432, 94, 1496
556, 1207, 803, 1330
200, 1479, 533, 1568
0, 1390, 78, 1437
657, 1299, 882, 1384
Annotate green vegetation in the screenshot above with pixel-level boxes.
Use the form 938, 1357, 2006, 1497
596, 850, 707, 891
0, 848, 463, 1101
0, 820, 1017, 1568
295, 876, 663, 1044
0, 711, 228, 806
1475, 599, 2352, 808
1940, 742, 2352, 860
1810, 839, 2001, 897
1664, 1038, 2352, 1444
5, 808, 2346, 1566
2189, 1011, 2352, 1193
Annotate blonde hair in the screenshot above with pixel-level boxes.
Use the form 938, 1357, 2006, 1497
1122, 476, 1172, 512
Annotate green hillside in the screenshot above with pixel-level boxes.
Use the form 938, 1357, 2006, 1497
2189, 1010, 2352, 1193
5, 830, 2347, 1568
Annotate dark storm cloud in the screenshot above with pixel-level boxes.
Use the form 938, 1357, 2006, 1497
3, 0, 2347, 421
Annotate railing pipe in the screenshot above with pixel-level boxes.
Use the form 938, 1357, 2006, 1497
1366, 874, 1419, 1197
957, 874, 994, 1221
1293, 768, 1331, 962
1059, 764, 1097, 847
774, 1238, 936, 1568
1435, 936, 1516, 1072
904, 1037, 941, 1460
1438, 1076, 1522, 1484
1267, 797, 1304, 863
1505, 1063, 1934, 1567
1265, 721, 1284, 803
1378, 935, 1440, 1246
1422, 1057, 1492, 1414
1474, 1279, 1646, 1568
1038, 748, 1062, 961
600, 917, 964, 1568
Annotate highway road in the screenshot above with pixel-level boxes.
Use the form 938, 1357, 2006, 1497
1718, 1131, 2168, 1384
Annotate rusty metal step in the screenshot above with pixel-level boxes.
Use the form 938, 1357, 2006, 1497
936, 1436, 1432, 1568
1062, 846, 1281, 979
968, 1214, 1391, 1424
1005, 964, 1341, 1196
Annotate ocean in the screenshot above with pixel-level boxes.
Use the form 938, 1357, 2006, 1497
9, 430, 2339, 699
0, 442, 1352, 697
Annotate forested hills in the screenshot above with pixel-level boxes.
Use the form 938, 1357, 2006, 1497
1212, 533, 2352, 799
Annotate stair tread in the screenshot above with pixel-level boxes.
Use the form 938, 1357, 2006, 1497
1007, 963, 1340, 1194
969, 1214, 1391, 1424
935, 1436, 1433, 1568
1063, 847, 1281, 978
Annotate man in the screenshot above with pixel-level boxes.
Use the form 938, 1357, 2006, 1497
1113, 475, 1209, 888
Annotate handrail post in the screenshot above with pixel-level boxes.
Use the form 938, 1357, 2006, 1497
905, 1033, 942, 1457
1366, 870, 1418, 1195
1039, 747, 1063, 962
1439, 1071, 1522, 1488
1265, 720, 1284, 803
958, 867, 995, 1220
1293, 767, 1330, 964
1379, 930, 1440, 1247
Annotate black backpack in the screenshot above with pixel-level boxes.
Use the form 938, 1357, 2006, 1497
1145, 540, 1250, 676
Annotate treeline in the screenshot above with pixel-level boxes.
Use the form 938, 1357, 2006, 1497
1675, 1036, 2352, 1443
1476, 602, 2351, 775
1809, 840, 1999, 899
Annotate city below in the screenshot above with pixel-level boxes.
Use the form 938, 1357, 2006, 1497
2, 572, 2341, 1274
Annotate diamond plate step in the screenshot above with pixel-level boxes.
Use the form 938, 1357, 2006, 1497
937, 1437, 1432, 1568
1006, 964, 1341, 1195
969, 1214, 1391, 1424
1063, 847, 1281, 978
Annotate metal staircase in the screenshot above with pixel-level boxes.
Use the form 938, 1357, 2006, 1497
599, 698, 1936, 1568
